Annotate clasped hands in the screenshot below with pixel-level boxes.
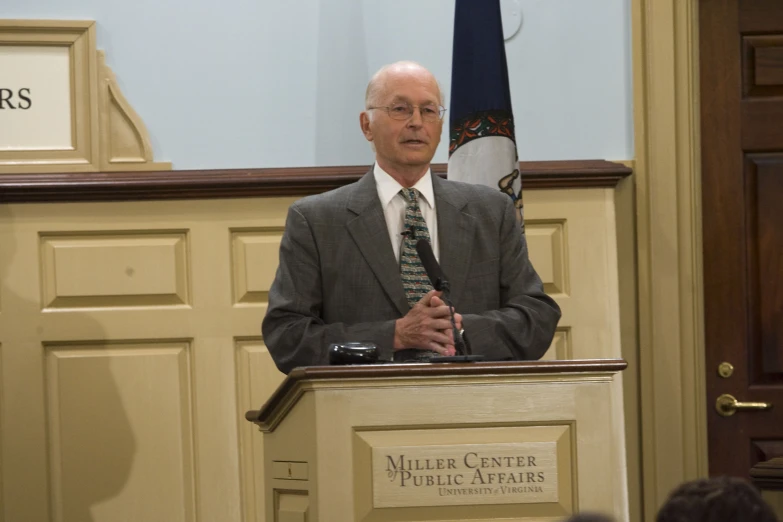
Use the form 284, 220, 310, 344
393, 290, 462, 356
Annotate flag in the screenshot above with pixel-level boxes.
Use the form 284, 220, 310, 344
448, 0, 523, 224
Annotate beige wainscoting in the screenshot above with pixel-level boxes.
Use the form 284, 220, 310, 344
0, 186, 626, 522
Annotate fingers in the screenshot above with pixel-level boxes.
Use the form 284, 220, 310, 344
426, 341, 456, 356
395, 295, 461, 354
430, 318, 454, 331
429, 297, 457, 322
427, 329, 452, 346
418, 290, 442, 307
426, 304, 453, 318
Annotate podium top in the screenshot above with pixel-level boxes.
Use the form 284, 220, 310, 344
246, 359, 626, 430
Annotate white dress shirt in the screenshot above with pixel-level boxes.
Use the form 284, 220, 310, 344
373, 163, 439, 263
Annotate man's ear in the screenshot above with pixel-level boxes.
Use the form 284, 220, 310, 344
359, 112, 374, 142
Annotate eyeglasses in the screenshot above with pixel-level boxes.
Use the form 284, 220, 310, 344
367, 102, 446, 123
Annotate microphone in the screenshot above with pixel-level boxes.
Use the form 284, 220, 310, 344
415, 239, 470, 357
401, 226, 415, 239
415, 239, 448, 292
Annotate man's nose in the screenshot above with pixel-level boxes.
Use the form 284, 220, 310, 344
407, 107, 424, 127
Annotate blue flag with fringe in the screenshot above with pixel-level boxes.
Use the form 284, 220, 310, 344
448, 0, 523, 223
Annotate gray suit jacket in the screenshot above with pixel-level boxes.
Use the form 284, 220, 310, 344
262, 171, 561, 373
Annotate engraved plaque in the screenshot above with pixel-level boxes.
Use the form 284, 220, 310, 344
372, 442, 558, 508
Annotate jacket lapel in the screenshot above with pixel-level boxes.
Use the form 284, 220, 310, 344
346, 172, 409, 316
433, 175, 475, 306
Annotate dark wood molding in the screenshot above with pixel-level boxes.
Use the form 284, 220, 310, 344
246, 359, 628, 428
0, 160, 631, 203
286, 357, 628, 381
750, 457, 783, 490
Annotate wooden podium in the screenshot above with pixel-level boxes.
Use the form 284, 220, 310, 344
246, 359, 627, 522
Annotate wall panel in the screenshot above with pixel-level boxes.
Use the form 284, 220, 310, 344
46, 341, 195, 522
0, 188, 623, 521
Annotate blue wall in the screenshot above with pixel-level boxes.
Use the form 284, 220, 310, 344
2, 0, 633, 169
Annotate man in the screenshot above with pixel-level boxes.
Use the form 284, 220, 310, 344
263, 61, 560, 374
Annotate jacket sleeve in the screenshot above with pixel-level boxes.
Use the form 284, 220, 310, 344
261, 204, 397, 374
460, 195, 561, 361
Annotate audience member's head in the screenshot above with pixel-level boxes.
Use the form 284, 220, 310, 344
564, 513, 615, 522
656, 476, 778, 522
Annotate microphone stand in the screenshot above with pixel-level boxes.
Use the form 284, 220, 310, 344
430, 279, 469, 356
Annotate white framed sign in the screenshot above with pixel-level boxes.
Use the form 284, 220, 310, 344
0, 45, 72, 151
0, 20, 98, 170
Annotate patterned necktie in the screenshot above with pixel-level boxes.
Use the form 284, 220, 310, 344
399, 188, 433, 306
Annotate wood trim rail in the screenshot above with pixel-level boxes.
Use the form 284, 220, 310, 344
246, 358, 628, 427
0, 160, 631, 203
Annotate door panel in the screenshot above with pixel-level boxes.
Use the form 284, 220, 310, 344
739, 0, 783, 33
702, 0, 783, 477
751, 156, 783, 375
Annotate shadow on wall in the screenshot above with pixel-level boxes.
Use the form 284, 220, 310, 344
0, 205, 136, 522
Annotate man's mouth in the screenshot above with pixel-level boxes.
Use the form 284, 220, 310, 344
402, 139, 427, 145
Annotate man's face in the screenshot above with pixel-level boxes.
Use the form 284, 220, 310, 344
361, 68, 443, 174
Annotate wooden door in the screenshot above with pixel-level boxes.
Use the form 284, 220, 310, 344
701, 0, 783, 477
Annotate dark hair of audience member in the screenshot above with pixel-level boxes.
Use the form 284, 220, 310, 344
656, 476, 779, 522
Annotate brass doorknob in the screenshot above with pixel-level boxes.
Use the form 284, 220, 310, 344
715, 394, 773, 417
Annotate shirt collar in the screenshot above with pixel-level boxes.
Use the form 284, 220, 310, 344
373, 163, 435, 210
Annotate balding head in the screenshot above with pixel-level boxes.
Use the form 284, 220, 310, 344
359, 61, 444, 186
365, 61, 444, 111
